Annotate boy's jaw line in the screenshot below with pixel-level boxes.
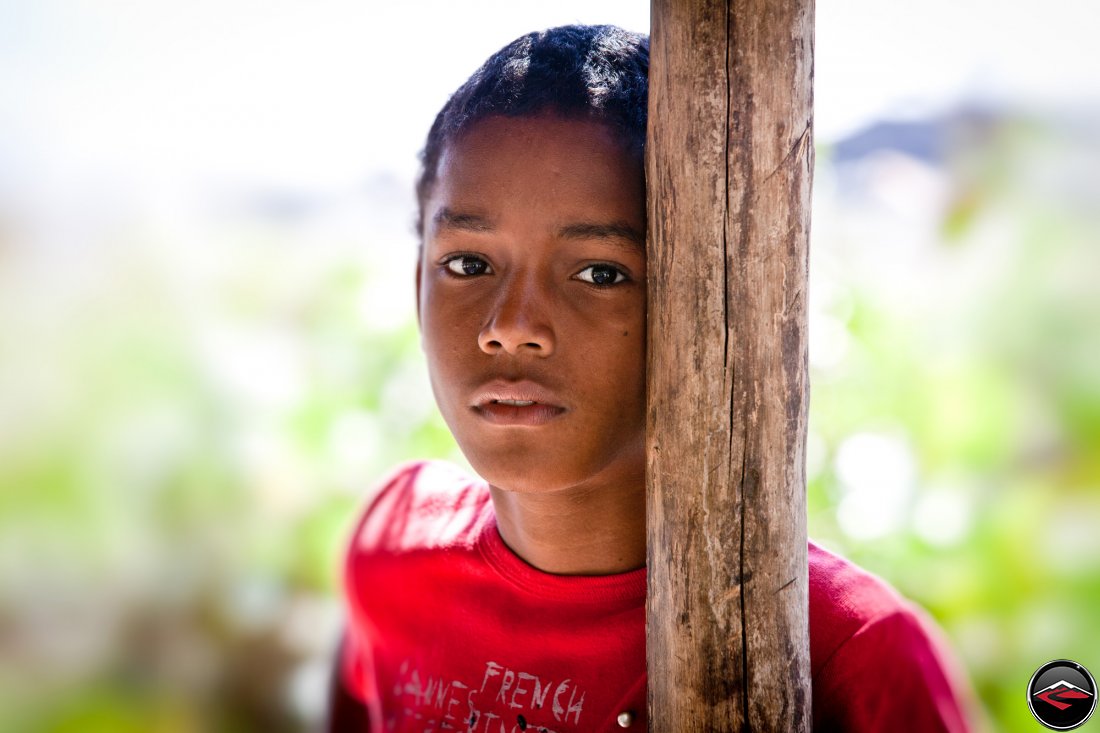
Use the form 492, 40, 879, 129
469, 378, 567, 426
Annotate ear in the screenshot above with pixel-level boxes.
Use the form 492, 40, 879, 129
414, 246, 423, 329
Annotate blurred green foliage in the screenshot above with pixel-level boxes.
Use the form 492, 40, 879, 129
1, 112, 1097, 732
807, 114, 1100, 731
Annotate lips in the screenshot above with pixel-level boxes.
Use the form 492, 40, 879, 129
471, 379, 567, 426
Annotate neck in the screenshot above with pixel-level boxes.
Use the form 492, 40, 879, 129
488, 471, 646, 576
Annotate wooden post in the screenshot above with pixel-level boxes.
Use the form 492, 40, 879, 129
645, 0, 814, 730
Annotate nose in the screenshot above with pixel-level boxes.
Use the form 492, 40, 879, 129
477, 274, 556, 356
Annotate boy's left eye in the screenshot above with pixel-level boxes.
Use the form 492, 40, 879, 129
576, 264, 627, 286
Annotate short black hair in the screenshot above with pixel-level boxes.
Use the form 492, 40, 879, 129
415, 24, 649, 236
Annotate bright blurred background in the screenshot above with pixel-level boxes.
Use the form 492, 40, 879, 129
1, 1, 1097, 731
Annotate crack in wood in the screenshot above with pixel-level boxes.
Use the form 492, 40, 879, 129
762, 120, 812, 187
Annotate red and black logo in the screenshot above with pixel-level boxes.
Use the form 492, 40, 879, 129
1028, 659, 1097, 730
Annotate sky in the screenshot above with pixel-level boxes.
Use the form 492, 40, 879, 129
1, 0, 1097, 204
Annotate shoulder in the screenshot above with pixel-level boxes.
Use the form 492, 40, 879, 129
808, 541, 976, 732
808, 540, 911, 675
346, 460, 492, 556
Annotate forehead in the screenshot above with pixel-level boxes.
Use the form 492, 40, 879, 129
427, 115, 645, 238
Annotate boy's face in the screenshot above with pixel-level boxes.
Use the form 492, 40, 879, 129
417, 115, 647, 494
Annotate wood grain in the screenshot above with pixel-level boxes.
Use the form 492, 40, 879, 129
646, 0, 814, 729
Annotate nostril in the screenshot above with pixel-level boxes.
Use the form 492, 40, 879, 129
478, 310, 554, 356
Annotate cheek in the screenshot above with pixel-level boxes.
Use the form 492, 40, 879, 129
621, 304, 648, 409
577, 300, 647, 404
420, 284, 482, 372
595, 290, 646, 344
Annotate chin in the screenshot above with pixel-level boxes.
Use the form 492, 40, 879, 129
469, 459, 568, 494
463, 446, 589, 494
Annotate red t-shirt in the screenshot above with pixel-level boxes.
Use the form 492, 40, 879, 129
340, 461, 975, 732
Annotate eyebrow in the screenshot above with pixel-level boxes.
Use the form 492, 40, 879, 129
433, 208, 645, 251
558, 221, 645, 251
433, 208, 495, 233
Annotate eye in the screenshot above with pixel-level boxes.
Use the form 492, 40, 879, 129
443, 255, 492, 277
576, 264, 627, 286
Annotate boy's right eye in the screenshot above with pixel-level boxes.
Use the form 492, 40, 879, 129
443, 255, 492, 277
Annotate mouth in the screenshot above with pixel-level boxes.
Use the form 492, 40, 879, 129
471, 381, 567, 426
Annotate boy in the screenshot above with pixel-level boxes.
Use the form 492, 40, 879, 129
328, 24, 976, 732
